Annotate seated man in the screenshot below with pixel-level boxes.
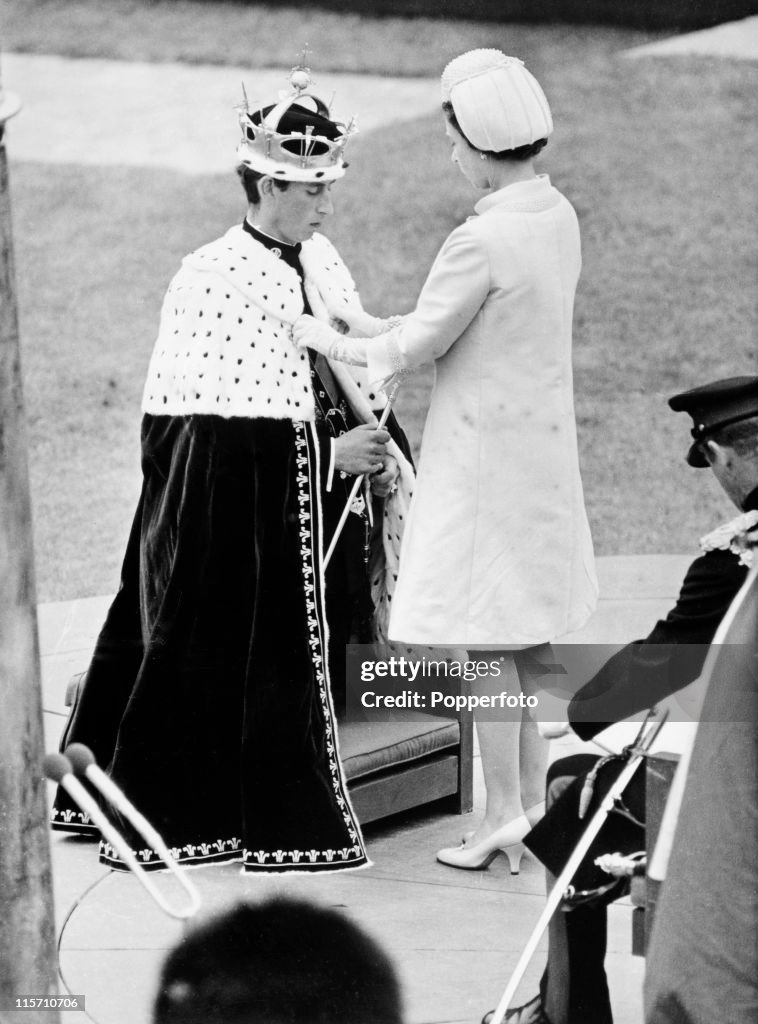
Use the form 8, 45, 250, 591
152, 897, 404, 1024
496, 376, 758, 1024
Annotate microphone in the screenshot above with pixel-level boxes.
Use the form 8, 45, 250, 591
45, 749, 200, 920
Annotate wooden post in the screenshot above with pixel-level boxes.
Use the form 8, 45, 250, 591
0, 68, 61, 1024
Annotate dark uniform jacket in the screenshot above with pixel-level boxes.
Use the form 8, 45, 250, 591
568, 485, 757, 740
527, 486, 757, 882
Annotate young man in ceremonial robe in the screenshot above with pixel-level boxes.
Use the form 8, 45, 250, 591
51, 64, 413, 874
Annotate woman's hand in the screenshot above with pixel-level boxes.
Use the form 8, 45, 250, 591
293, 315, 343, 356
325, 297, 402, 339
326, 297, 378, 337
293, 315, 369, 367
370, 454, 399, 498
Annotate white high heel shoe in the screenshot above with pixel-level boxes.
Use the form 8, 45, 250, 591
437, 812, 538, 873
437, 836, 526, 873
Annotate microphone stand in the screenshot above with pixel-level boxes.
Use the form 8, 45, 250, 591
45, 746, 201, 920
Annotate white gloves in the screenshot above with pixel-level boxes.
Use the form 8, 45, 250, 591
292, 316, 342, 357
293, 315, 368, 367
326, 296, 403, 338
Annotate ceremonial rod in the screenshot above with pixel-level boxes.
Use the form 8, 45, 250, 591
323, 382, 400, 570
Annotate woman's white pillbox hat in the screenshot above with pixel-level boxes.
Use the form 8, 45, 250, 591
441, 49, 553, 152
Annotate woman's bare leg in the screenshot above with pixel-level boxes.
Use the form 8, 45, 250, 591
517, 642, 556, 812
518, 713, 547, 814
467, 649, 548, 846
465, 647, 549, 847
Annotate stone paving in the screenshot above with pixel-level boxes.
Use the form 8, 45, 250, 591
40, 553, 697, 1024
625, 14, 758, 58
2, 53, 440, 174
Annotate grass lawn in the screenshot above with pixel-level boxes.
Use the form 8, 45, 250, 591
6, 3, 758, 602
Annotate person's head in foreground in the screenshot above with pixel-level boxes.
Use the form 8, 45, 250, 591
440, 48, 552, 191
670, 375, 758, 508
152, 897, 404, 1024
235, 62, 355, 245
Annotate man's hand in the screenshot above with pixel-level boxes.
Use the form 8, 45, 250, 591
334, 424, 390, 476
370, 455, 399, 498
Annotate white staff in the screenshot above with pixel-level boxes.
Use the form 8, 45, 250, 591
323, 381, 400, 569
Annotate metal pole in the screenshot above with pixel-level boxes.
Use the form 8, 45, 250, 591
0, 66, 60, 1024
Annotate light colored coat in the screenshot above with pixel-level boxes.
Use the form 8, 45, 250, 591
367, 175, 598, 646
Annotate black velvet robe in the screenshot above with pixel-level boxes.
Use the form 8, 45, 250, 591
52, 227, 409, 873
53, 414, 370, 871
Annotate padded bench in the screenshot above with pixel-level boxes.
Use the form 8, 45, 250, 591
339, 712, 474, 823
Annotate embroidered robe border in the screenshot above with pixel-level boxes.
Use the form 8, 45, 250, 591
55, 419, 369, 875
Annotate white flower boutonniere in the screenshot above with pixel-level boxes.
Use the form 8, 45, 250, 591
699, 510, 758, 568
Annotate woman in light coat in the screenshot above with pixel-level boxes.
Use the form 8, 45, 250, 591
294, 49, 598, 870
